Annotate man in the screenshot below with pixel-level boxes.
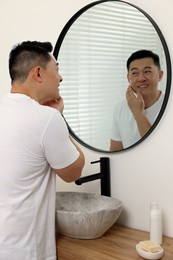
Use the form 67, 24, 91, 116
110, 50, 164, 151
0, 41, 85, 260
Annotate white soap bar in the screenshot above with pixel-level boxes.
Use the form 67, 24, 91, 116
139, 240, 162, 253
136, 243, 164, 260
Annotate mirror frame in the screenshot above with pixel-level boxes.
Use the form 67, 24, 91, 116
53, 0, 172, 153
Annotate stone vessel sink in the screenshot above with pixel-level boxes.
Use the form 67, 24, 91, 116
56, 191, 123, 239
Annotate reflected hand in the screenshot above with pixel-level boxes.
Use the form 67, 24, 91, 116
126, 86, 145, 117
126, 86, 152, 137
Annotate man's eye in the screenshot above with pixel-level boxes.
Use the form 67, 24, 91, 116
132, 72, 138, 76
144, 70, 152, 74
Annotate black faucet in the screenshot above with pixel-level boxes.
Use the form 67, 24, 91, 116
75, 157, 111, 197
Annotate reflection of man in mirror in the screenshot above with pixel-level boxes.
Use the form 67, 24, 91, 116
110, 50, 164, 151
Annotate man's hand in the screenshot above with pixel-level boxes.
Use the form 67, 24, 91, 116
126, 86, 151, 137
43, 96, 64, 114
126, 86, 145, 117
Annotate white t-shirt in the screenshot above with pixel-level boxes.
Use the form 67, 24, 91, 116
0, 94, 79, 260
110, 92, 164, 148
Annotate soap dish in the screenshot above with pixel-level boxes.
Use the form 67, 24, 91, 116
136, 243, 164, 259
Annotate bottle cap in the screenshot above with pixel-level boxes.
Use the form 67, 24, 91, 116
150, 202, 160, 212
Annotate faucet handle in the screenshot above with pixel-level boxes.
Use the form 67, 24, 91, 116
91, 157, 109, 165
91, 159, 100, 164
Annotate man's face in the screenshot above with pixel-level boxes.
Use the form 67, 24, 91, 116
127, 57, 163, 98
42, 54, 63, 102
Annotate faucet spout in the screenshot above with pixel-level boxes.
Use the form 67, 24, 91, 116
75, 172, 104, 185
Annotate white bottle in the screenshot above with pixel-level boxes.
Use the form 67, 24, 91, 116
150, 202, 162, 245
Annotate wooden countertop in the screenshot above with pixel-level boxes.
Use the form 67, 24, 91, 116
56, 224, 173, 259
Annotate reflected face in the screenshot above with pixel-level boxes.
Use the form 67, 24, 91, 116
127, 58, 163, 99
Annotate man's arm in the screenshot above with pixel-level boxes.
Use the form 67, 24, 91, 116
44, 97, 85, 182
53, 137, 85, 183
133, 112, 152, 137
110, 139, 123, 151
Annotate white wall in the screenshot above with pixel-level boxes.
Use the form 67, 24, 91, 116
0, 0, 173, 237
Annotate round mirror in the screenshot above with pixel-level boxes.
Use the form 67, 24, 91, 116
53, 0, 171, 153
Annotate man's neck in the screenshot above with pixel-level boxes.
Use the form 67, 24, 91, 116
144, 90, 161, 109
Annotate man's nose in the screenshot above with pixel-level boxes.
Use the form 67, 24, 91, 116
137, 72, 146, 80
60, 75, 63, 82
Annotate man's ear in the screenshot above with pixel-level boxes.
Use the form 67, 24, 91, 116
32, 66, 42, 82
159, 70, 164, 81
127, 73, 130, 83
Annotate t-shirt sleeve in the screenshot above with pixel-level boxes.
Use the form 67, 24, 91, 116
42, 112, 79, 169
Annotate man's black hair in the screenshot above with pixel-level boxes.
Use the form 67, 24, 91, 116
9, 41, 53, 83
127, 50, 161, 71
